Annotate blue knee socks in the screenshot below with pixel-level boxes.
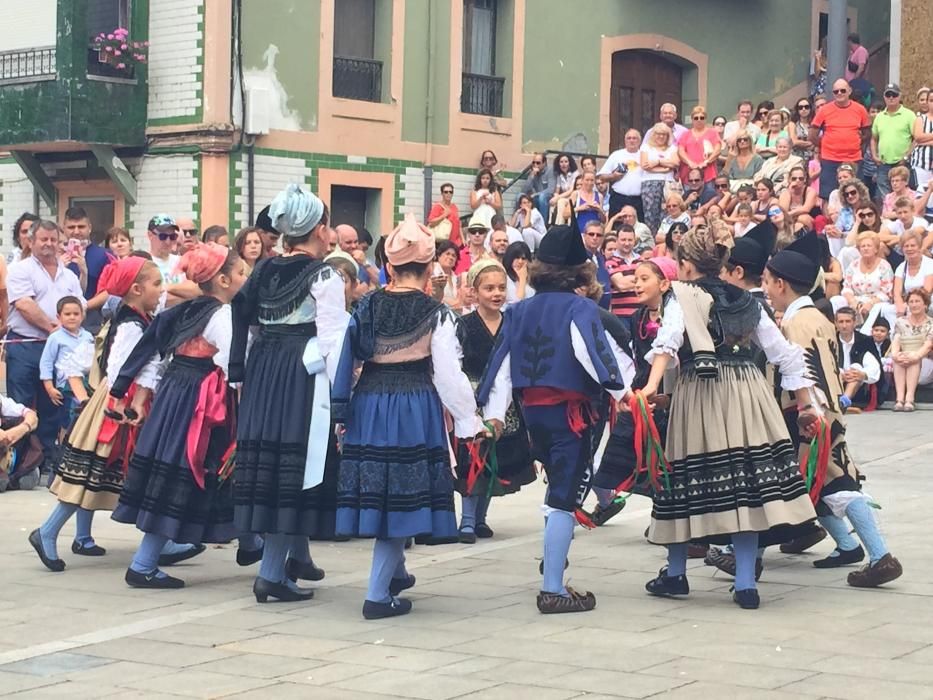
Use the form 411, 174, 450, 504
731, 532, 759, 591
593, 487, 615, 508
74, 508, 95, 547
258, 533, 290, 583
666, 543, 688, 577
130, 533, 170, 575
542, 509, 575, 595
39, 501, 79, 559
460, 495, 479, 533
366, 537, 407, 603
845, 498, 888, 564
160, 540, 196, 557
475, 495, 490, 525
288, 534, 311, 563
818, 514, 860, 554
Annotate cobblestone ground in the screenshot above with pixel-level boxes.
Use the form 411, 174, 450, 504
0, 411, 930, 699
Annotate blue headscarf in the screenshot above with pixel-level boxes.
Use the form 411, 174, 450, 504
268, 184, 324, 238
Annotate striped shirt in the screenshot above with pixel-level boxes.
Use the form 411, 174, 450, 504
605, 255, 640, 318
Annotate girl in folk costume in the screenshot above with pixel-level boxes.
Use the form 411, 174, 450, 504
454, 260, 536, 544
333, 214, 484, 620
110, 244, 249, 589
230, 185, 350, 604
640, 224, 820, 610
477, 223, 635, 615
29, 256, 164, 572
587, 256, 678, 526
763, 233, 903, 587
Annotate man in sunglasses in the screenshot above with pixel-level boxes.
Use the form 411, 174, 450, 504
810, 79, 870, 201
176, 217, 199, 254
870, 84, 916, 199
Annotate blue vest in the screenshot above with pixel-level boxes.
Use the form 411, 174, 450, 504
476, 291, 623, 405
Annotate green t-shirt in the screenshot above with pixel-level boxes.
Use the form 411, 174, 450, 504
872, 106, 915, 164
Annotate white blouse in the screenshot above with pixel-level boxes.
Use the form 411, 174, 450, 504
430, 310, 483, 439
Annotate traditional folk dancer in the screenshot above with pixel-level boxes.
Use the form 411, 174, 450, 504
29, 256, 164, 571
333, 214, 484, 619
110, 244, 249, 588
230, 185, 349, 603
454, 260, 536, 544
478, 223, 635, 614
763, 233, 904, 586
587, 256, 678, 526
640, 224, 820, 610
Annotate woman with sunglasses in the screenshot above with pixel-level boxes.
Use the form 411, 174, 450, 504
712, 115, 729, 168
779, 165, 819, 229
640, 123, 680, 235
723, 130, 764, 192
479, 150, 508, 189
790, 98, 816, 161
825, 172, 867, 257
677, 105, 720, 184
752, 100, 775, 130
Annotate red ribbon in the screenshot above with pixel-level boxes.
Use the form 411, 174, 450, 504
522, 387, 596, 438
186, 367, 231, 490
98, 385, 143, 475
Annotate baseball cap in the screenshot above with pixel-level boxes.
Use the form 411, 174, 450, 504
883, 83, 901, 96
148, 214, 179, 231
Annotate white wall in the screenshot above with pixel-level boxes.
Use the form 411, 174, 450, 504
231, 153, 312, 232
0, 2, 56, 52
127, 154, 199, 246
147, 0, 204, 121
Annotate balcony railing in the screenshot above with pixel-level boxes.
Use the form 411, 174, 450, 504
333, 56, 383, 103
461, 72, 505, 117
0, 47, 56, 85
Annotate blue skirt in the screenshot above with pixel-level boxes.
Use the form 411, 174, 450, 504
336, 361, 457, 539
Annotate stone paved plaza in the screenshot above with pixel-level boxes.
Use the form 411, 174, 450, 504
0, 411, 930, 699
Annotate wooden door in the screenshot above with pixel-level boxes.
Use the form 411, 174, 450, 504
610, 51, 682, 149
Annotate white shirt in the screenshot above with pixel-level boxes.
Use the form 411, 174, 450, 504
838, 334, 881, 384
639, 145, 678, 182
152, 254, 184, 285
599, 148, 643, 196
885, 217, 931, 238
895, 256, 933, 294
7, 256, 85, 339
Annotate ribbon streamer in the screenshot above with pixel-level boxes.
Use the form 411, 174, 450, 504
801, 416, 831, 504
613, 391, 671, 496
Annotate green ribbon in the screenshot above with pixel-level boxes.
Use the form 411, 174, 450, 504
482, 420, 500, 498
805, 435, 819, 491
636, 395, 671, 492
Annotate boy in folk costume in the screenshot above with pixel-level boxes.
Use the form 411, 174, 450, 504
477, 222, 635, 614
763, 233, 904, 587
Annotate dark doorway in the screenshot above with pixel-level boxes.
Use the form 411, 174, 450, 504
610, 50, 682, 150
330, 185, 369, 232
68, 196, 115, 245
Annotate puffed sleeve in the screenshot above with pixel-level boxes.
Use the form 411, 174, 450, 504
201, 305, 233, 378
106, 323, 150, 388
645, 296, 684, 364
752, 307, 814, 391
311, 267, 351, 384
430, 309, 481, 438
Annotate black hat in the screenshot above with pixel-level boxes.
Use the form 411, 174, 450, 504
255, 205, 279, 235
766, 231, 822, 288
537, 221, 590, 266
729, 220, 776, 275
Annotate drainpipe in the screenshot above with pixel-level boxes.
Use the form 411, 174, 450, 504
246, 136, 256, 224
889, 0, 901, 85
826, 0, 847, 86
422, 0, 437, 222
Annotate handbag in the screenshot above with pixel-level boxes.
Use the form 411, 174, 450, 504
428, 216, 453, 241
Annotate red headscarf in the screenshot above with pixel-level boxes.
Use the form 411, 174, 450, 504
98, 256, 148, 297
176, 243, 229, 284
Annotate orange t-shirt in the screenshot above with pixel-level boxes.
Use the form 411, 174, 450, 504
812, 101, 870, 162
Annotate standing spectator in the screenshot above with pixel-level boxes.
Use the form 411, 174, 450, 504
811, 46, 828, 100
502, 241, 534, 305
810, 79, 871, 200
834, 307, 881, 413
470, 168, 502, 218
871, 84, 916, 199
479, 149, 508, 189
712, 115, 730, 167
790, 97, 817, 161
910, 86, 933, 193
641, 103, 688, 147
105, 227, 132, 259
510, 193, 547, 253
176, 217, 198, 253
254, 205, 282, 257
62, 207, 114, 333
456, 215, 492, 275
337, 224, 379, 294
9, 213, 37, 264
640, 123, 680, 235
724, 100, 761, 147
677, 105, 720, 183
581, 220, 611, 309
426, 183, 462, 246
604, 225, 640, 333
861, 100, 884, 200
523, 153, 553, 223
202, 225, 230, 247
890, 288, 933, 412
234, 227, 266, 271
6, 220, 85, 461
147, 215, 183, 284
599, 128, 644, 219
570, 171, 605, 233
845, 33, 869, 82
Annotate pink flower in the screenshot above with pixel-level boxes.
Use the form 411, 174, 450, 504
104, 46, 113, 52
116, 63, 126, 69
143, 41, 150, 47
113, 50, 121, 56
107, 33, 114, 40
98, 33, 106, 39
120, 43, 128, 50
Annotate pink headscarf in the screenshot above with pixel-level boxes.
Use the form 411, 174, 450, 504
385, 213, 435, 266
176, 243, 229, 284
648, 256, 678, 281
99, 256, 148, 296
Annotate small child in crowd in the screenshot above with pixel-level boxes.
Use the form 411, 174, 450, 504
733, 203, 755, 238
39, 296, 95, 438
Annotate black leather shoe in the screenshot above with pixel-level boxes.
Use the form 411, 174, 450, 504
414, 534, 458, 545
72, 540, 107, 557
591, 499, 626, 527
158, 543, 206, 567
29, 529, 65, 572
645, 567, 690, 597
475, 523, 494, 538
732, 587, 760, 609
253, 577, 314, 603
362, 597, 412, 620
285, 557, 325, 581
459, 528, 477, 544
813, 545, 865, 568
236, 546, 263, 567
389, 574, 416, 596
125, 568, 185, 589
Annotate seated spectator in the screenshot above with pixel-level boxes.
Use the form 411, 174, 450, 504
880, 196, 929, 256
549, 152, 580, 205
0, 395, 40, 493
607, 205, 653, 256
487, 228, 510, 263
579, 155, 598, 174
456, 214, 492, 275
839, 231, 894, 333
705, 203, 726, 228
757, 137, 803, 194
581, 220, 611, 308
601, 234, 618, 258
825, 176, 868, 258
723, 130, 764, 191
752, 178, 779, 222
881, 166, 918, 219
733, 203, 755, 237
768, 206, 801, 251
433, 240, 463, 312
470, 169, 502, 215
890, 288, 933, 411
655, 221, 688, 258
755, 110, 790, 159
657, 194, 691, 244
835, 306, 882, 413
753, 100, 775, 131
892, 230, 933, 316
202, 225, 229, 247
725, 183, 756, 217
502, 241, 534, 305
872, 316, 894, 404
426, 182, 462, 246
704, 174, 733, 215
604, 225, 640, 333
682, 168, 716, 212
479, 149, 508, 189
824, 162, 860, 217
723, 100, 761, 148
485, 214, 523, 252
778, 165, 818, 229
522, 153, 552, 223
510, 193, 547, 253
570, 170, 606, 232
818, 235, 845, 298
